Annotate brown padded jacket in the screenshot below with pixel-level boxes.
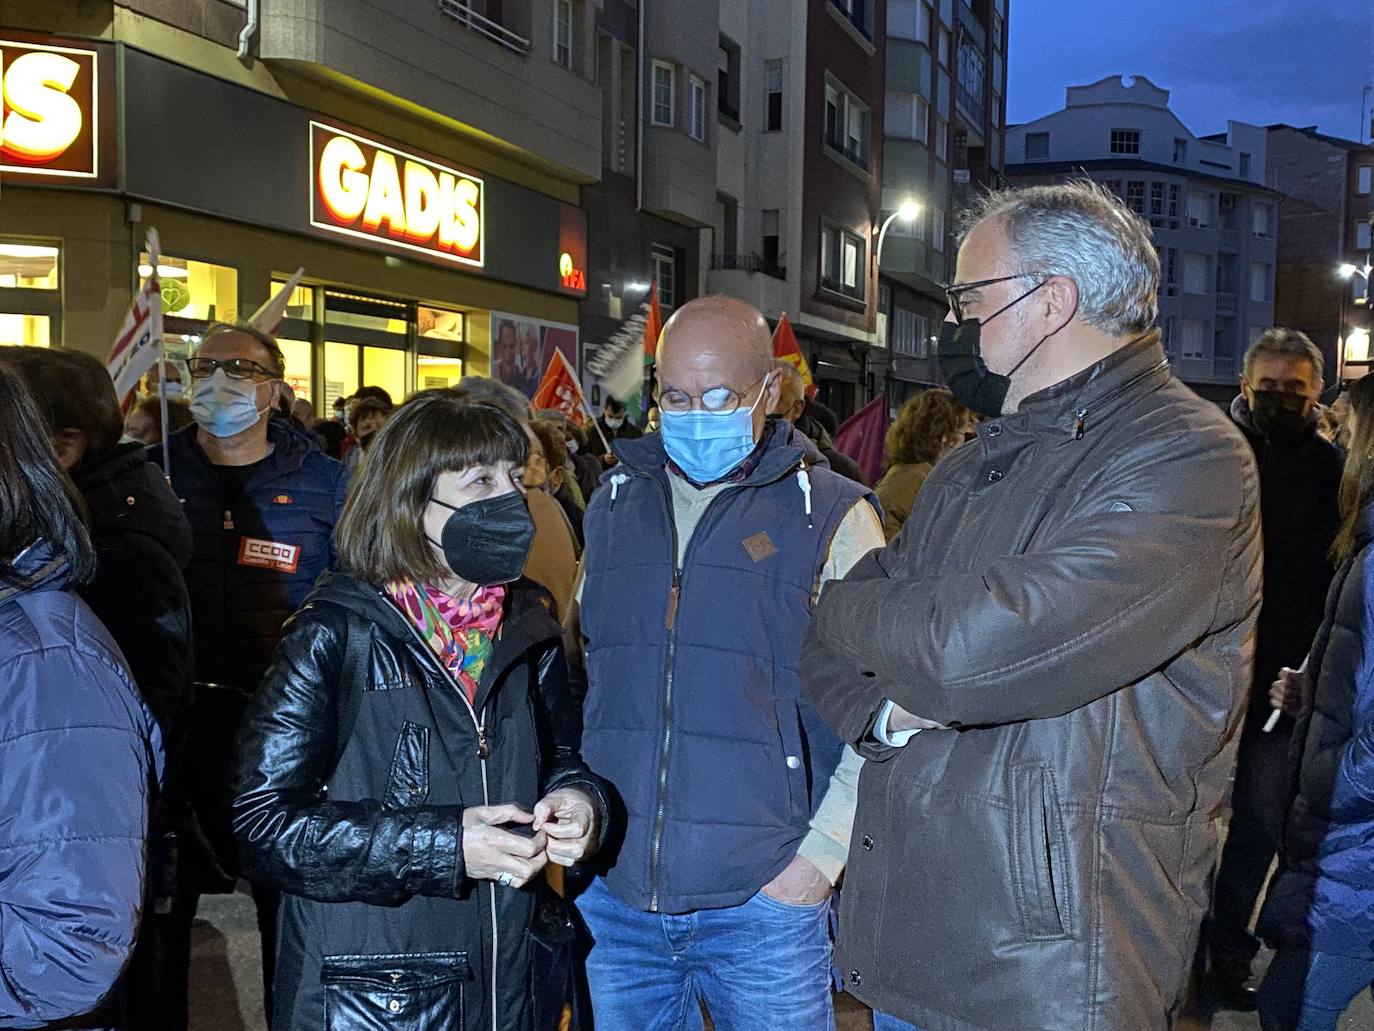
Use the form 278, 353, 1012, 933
803, 333, 1262, 1031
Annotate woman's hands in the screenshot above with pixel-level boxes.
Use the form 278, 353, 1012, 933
533, 788, 599, 867
461, 805, 548, 888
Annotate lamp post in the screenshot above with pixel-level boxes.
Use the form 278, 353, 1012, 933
876, 199, 921, 268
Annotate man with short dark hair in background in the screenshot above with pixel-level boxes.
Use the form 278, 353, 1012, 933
1205, 328, 1344, 1008
597, 395, 643, 446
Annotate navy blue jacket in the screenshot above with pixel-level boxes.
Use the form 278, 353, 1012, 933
1260, 503, 1374, 959
150, 421, 349, 692
0, 545, 163, 1029
578, 427, 875, 913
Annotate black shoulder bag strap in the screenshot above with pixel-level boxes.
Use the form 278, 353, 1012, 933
328, 612, 370, 781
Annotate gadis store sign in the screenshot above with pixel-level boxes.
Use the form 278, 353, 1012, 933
0, 37, 102, 180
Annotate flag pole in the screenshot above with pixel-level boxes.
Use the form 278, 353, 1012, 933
146, 227, 171, 480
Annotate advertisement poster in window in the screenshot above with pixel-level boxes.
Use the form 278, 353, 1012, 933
489, 313, 578, 399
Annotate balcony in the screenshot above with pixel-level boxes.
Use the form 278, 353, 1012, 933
954, 81, 986, 130
717, 98, 740, 124
1216, 228, 1239, 253
436, 0, 530, 54
820, 275, 865, 302
1214, 356, 1236, 378
711, 254, 786, 280
1217, 291, 1238, 316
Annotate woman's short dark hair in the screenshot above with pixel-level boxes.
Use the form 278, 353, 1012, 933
0, 363, 95, 584
0, 346, 124, 458
131, 394, 194, 440
334, 395, 530, 584
530, 419, 568, 470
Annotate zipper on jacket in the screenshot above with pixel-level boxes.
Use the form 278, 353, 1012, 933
387, 598, 498, 1031
1068, 359, 1169, 439
642, 466, 798, 910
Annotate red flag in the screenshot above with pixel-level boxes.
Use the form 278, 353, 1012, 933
772, 313, 818, 399
642, 284, 663, 361
106, 273, 163, 415
531, 348, 590, 427
835, 397, 890, 488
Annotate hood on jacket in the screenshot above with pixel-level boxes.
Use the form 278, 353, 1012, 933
0, 540, 69, 603
73, 443, 194, 570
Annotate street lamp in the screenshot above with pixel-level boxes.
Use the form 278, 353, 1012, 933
876, 199, 922, 267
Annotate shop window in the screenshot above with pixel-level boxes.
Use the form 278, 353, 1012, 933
272, 278, 316, 321
0, 313, 50, 347
140, 254, 239, 326
0, 242, 59, 289
363, 347, 407, 405
418, 355, 464, 389
278, 338, 313, 405
324, 341, 361, 412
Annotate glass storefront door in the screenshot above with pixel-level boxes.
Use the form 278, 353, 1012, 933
0, 241, 60, 346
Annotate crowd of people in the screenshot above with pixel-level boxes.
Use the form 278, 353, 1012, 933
2, 179, 1372, 1031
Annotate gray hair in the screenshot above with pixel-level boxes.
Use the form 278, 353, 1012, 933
1243, 328, 1324, 386
198, 321, 286, 376
961, 180, 1159, 337
451, 375, 531, 424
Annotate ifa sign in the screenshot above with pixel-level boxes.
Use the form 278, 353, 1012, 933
0, 37, 101, 180
310, 121, 484, 268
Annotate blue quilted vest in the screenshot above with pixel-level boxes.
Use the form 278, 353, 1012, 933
580, 428, 875, 913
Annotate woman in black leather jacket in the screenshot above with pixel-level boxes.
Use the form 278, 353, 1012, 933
233, 395, 609, 1031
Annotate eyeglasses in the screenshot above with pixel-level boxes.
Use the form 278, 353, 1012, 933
656, 371, 771, 414
185, 356, 280, 382
943, 273, 1043, 324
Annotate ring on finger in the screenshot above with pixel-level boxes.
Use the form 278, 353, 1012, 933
497, 872, 515, 887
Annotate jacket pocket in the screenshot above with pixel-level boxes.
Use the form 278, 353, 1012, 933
383, 722, 430, 809
1009, 764, 1075, 940
773, 699, 808, 822
322, 951, 472, 1030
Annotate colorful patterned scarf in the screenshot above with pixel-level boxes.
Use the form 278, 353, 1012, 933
385, 580, 505, 705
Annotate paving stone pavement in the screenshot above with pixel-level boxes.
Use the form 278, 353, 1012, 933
190, 891, 1372, 1030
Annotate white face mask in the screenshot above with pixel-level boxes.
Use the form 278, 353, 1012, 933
566, 438, 579, 454
605, 414, 625, 430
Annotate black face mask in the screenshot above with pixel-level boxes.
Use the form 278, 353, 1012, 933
936, 280, 1049, 417
428, 490, 535, 587
1249, 390, 1310, 444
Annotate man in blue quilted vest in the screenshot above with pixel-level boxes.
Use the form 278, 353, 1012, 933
573, 295, 884, 1030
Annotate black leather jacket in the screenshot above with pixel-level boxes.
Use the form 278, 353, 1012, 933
233, 570, 608, 1031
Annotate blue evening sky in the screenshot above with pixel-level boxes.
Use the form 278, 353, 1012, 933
1007, 1, 1374, 142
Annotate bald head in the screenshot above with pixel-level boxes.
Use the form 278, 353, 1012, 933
772, 359, 806, 422
656, 295, 782, 441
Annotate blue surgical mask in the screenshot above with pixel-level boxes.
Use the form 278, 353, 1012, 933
190, 369, 269, 438
157, 382, 184, 400
660, 374, 773, 484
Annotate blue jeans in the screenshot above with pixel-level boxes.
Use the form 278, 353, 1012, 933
872, 1014, 926, 1031
1257, 947, 1374, 1031
575, 875, 835, 1031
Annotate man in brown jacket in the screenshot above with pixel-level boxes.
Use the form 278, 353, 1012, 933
802, 181, 1263, 1031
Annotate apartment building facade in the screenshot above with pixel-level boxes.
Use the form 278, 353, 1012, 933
1267, 124, 1374, 385
879, 0, 1009, 401
1006, 75, 1279, 403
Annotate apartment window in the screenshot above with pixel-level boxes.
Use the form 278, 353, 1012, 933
1024, 132, 1049, 159
820, 223, 866, 299
1161, 315, 1179, 355
1110, 128, 1141, 155
1148, 182, 1165, 217
718, 36, 741, 123
1184, 253, 1209, 295
651, 244, 676, 310
831, 0, 874, 38
934, 115, 948, 162
1160, 247, 1178, 295
1253, 203, 1272, 238
892, 307, 921, 356
885, 92, 929, 143
932, 208, 946, 252
1357, 221, 1372, 250
765, 61, 783, 131
1239, 152, 1251, 178
689, 76, 707, 141
824, 77, 870, 170
716, 194, 738, 255
1359, 165, 1372, 195
553, 0, 573, 68
1181, 318, 1207, 359
1126, 180, 1145, 214
888, 0, 932, 42
1187, 191, 1211, 228
937, 28, 950, 68
652, 62, 675, 127
1250, 261, 1270, 303
762, 209, 781, 267
1173, 138, 1187, 163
